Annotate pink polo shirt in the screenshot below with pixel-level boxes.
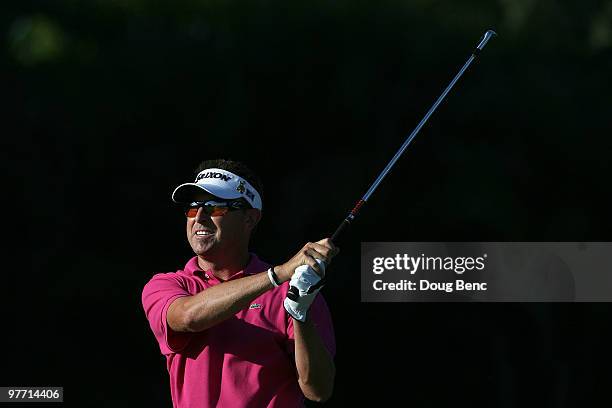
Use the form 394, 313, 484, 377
142, 254, 335, 408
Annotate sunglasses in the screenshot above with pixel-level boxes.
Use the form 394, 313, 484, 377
184, 200, 250, 218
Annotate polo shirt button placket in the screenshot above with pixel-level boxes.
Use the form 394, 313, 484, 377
195, 270, 209, 282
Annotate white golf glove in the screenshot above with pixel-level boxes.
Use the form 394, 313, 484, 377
283, 259, 327, 322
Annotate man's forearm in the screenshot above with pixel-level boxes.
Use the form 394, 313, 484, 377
294, 318, 335, 402
168, 271, 274, 332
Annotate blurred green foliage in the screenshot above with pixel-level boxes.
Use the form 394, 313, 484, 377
9, 14, 66, 65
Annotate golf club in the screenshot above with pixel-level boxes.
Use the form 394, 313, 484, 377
330, 29, 497, 242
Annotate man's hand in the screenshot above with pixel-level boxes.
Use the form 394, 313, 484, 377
275, 238, 339, 283
278, 238, 339, 322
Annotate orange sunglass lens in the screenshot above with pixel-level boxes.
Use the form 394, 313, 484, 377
185, 205, 229, 217
209, 207, 229, 216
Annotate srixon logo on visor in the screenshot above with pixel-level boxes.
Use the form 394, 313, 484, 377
196, 172, 232, 182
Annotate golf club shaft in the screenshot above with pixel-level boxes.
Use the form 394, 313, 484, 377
330, 29, 497, 242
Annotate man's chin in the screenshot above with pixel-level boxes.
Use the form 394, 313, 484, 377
191, 242, 217, 257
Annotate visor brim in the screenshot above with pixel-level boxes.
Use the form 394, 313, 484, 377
171, 183, 242, 204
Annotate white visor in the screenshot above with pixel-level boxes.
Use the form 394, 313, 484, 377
172, 168, 263, 210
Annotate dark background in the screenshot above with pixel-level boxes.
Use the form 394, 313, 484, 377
3, 0, 612, 406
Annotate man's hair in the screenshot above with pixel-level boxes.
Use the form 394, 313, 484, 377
195, 159, 264, 205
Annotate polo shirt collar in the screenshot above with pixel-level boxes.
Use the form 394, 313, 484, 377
184, 253, 262, 282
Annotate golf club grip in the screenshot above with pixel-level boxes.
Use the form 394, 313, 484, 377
330, 219, 349, 242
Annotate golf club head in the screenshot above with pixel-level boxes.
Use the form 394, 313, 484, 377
476, 29, 497, 51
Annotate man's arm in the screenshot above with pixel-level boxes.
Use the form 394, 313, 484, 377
168, 240, 336, 333
289, 238, 338, 402
294, 317, 336, 402
167, 271, 275, 332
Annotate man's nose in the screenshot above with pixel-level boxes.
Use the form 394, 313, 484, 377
194, 207, 211, 223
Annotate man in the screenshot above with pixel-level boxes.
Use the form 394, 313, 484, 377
142, 159, 338, 407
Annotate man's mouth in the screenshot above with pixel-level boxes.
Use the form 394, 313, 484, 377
195, 230, 215, 236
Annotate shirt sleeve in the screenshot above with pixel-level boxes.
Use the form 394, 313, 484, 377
142, 273, 193, 355
286, 293, 336, 357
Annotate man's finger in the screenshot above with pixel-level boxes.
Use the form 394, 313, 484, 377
304, 255, 323, 276
306, 248, 328, 265
307, 242, 334, 259
315, 238, 339, 257
315, 238, 334, 248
